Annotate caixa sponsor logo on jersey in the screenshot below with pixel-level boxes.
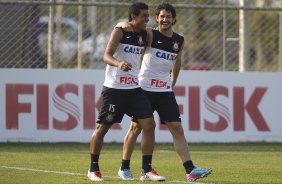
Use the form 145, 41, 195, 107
4, 83, 270, 132
124, 46, 143, 54
156, 51, 177, 61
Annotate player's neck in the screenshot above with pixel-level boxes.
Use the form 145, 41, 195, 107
159, 28, 173, 37
129, 22, 142, 33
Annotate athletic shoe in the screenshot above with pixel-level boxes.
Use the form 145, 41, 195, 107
87, 170, 103, 181
186, 167, 212, 181
140, 169, 166, 181
118, 168, 134, 180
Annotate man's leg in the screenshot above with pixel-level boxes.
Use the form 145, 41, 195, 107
138, 117, 155, 159
118, 121, 141, 180
122, 121, 141, 161
138, 118, 165, 181
88, 124, 111, 181
166, 122, 212, 181
165, 122, 191, 163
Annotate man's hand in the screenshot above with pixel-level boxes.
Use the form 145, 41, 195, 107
115, 22, 134, 32
117, 61, 132, 71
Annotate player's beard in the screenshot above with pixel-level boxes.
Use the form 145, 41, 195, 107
159, 22, 172, 31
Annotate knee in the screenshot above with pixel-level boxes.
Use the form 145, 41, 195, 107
140, 118, 155, 132
129, 123, 142, 135
168, 123, 184, 136
94, 124, 111, 137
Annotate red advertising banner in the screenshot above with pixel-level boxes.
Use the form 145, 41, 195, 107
1, 69, 281, 142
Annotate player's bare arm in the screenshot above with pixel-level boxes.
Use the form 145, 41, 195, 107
171, 41, 184, 87
145, 27, 153, 47
115, 22, 153, 40
115, 22, 134, 33
103, 28, 132, 71
140, 28, 153, 63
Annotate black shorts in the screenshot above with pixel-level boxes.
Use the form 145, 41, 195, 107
143, 90, 181, 123
97, 86, 153, 125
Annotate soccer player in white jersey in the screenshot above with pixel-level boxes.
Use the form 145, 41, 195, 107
87, 2, 165, 182
116, 3, 212, 182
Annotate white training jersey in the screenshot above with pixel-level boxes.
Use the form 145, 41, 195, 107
103, 28, 147, 89
139, 29, 184, 92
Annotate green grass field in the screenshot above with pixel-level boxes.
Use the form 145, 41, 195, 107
0, 143, 282, 184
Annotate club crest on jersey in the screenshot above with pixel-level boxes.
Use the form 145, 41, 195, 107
138, 36, 143, 45
106, 113, 114, 122
172, 41, 179, 52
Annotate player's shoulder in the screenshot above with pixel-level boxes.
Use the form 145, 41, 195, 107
111, 27, 124, 35
113, 27, 134, 40
173, 32, 184, 40
108, 27, 124, 41
172, 32, 184, 46
117, 26, 132, 33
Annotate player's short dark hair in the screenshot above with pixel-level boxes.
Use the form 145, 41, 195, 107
128, 2, 149, 22
155, 3, 176, 25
